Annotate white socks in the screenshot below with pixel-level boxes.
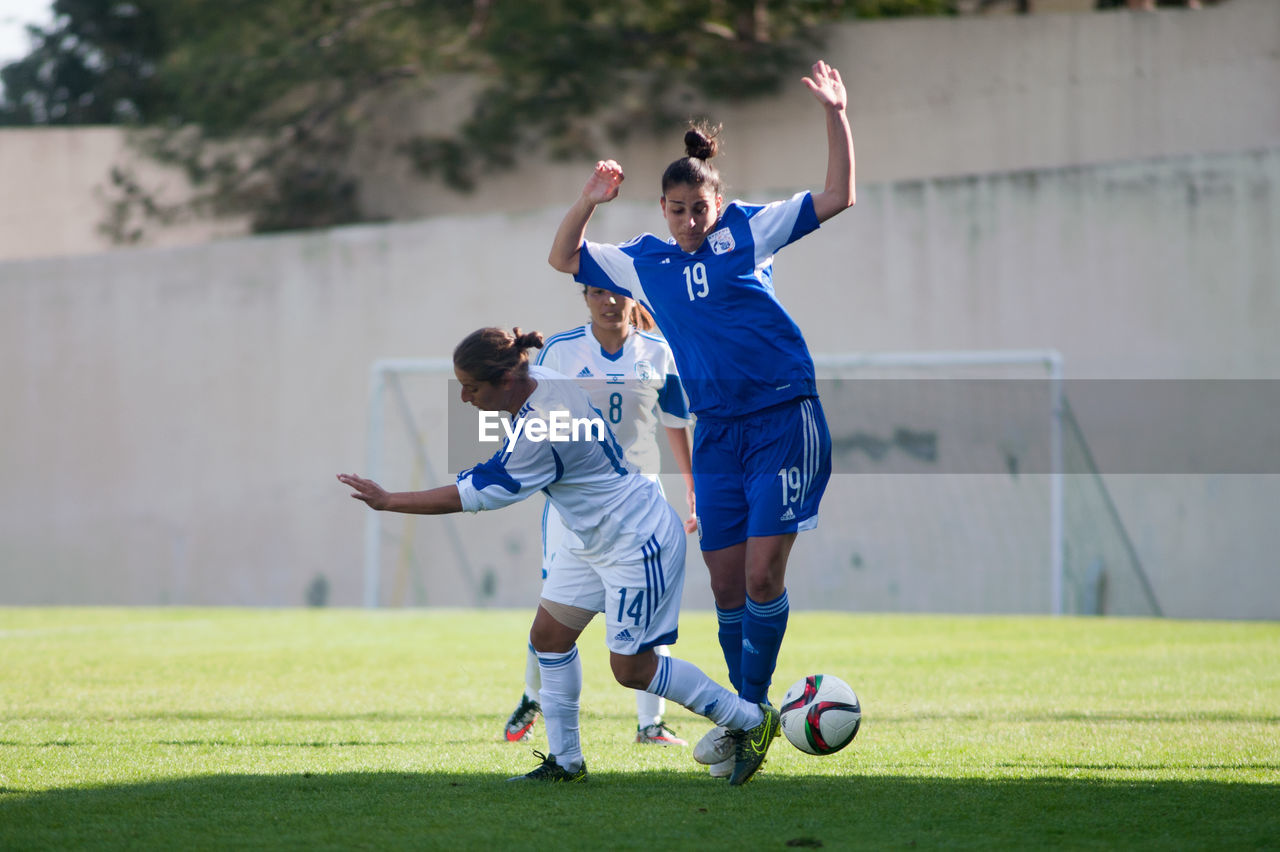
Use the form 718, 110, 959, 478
645, 655, 763, 731
534, 643, 669, 730
635, 645, 670, 727
536, 646, 584, 771
523, 642, 541, 699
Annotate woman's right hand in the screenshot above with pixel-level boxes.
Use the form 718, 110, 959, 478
582, 160, 625, 204
337, 473, 390, 511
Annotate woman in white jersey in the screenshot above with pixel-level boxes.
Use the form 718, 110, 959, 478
502, 288, 698, 748
337, 327, 779, 786
548, 61, 855, 777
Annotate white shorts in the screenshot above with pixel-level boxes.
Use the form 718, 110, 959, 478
541, 478, 685, 655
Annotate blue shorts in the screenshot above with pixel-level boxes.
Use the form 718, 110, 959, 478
692, 396, 832, 552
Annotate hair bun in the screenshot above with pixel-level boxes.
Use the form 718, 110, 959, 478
684, 128, 717, 161
512, 327, 545, 351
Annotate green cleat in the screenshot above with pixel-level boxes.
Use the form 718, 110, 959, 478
727, 703, 781, 787
507, 750, 588, 783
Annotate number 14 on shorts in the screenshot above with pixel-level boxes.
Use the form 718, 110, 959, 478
618, 588, 646, 626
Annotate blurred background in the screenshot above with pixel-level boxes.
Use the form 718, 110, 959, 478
1, 0, 1276, 618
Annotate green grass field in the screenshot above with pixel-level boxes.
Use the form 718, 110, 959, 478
1, 608, 1277, 850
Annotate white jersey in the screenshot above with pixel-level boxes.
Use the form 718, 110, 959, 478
455, 365, 674, 560
535, 325, 691, 475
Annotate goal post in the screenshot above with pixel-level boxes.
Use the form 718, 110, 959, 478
361, 349, 1158, 616
812, 350, 1066, 614
362, 357, 463, 609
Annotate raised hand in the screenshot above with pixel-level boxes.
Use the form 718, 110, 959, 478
582, 159, 625, 204
802, 60, 847, 113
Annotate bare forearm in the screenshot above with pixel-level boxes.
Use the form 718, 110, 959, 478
812, 105, 855, 222
338, 474, 462, 515
548, 196, 597, 274
384, 485, 462, 514
665, 425, 694, 490
382, 485, 464, 515
664, 425, 698, 531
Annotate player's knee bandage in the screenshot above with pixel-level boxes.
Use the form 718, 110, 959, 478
541, 598, 596, 631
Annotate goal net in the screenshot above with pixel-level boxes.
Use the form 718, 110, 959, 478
810, 351, 1158, 617
362, 351, 1160, 616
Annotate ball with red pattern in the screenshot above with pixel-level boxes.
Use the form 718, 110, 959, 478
779, 673, 861, 756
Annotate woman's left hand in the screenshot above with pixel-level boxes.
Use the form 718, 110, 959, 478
803, 60, 847, 112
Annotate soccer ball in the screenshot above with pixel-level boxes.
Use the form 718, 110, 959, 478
779, 674, 861, 755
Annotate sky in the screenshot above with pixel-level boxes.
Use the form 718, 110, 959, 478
0, 0, 53, 65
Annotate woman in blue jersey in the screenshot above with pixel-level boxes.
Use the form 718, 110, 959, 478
338, 327, 779, 785
547, 60, 855, 774
502, 289, 699, 749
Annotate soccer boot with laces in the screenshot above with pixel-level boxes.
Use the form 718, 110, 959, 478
503, 693, 541, 742
635, 721, 688, 746
695, 725, 735, 778
694, 725, 733, 764
727, 702, 781, 787
507, 750, 588, 783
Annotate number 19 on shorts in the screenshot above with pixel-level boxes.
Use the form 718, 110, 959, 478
779, 467, 802, 506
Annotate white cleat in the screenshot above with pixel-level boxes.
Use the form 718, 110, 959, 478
708, 755, 734, 778
694, 725, 735, 765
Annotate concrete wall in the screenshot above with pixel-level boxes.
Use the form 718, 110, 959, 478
1, 0, 1277, 617
2, 146, 1277, 617
1, 0, 1276, 262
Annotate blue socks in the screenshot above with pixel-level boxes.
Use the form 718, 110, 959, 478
741, 590, 789, 704
716, 603, 745, 693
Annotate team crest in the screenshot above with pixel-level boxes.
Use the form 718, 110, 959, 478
708, 227, 735, 255
634, 360, 655, 384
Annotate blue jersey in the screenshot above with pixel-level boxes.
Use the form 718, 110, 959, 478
575, 192, 821, 418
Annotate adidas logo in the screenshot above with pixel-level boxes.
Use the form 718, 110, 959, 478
779, 507, 796, 522
660, 258, 671, 264
613, 628, 635, 642
743, 638, 759, 655
577, 366, 593, 378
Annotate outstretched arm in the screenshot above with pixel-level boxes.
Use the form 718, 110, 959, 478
336, 473, 463, 515
803, 60, 855, 223
548, 160, 625, 275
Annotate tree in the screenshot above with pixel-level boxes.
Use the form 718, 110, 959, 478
1, 0, 951, 236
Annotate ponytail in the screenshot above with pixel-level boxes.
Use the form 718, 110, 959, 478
453, 326, 545, 383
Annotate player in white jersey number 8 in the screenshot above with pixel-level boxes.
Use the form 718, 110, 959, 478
337, 327, 779, 785
502, 288, 699, 748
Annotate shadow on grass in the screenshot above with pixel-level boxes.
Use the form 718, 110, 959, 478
2, 772, 1277, 850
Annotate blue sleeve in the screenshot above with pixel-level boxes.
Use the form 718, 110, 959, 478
457, 452, 522, 496
455, 430, 558, 512
656, 373, 691, 420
